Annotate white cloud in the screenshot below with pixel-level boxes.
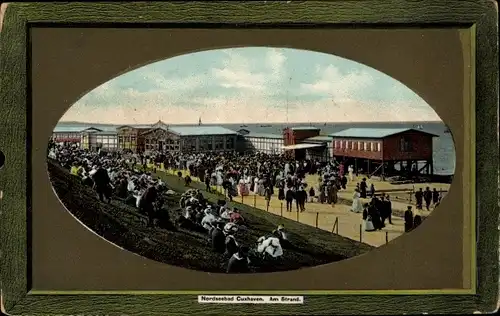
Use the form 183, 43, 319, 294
266, 48, 286, 76
61, 48, 441, 124
299, 64, 375, 99
211, 48, 287, 94
142, 71, 207, 91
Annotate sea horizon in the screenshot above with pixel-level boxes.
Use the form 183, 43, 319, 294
57, 120, 444, 126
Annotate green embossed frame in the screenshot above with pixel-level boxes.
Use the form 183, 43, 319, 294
0, 1, 498, 315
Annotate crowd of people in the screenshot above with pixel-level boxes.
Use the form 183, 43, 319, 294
48, 141, 174, 228
143, 150, 357, 212
177, 189, 290, 273
414, 187, 442, 211
49, 138, 446, 250
47, 141, 292, 273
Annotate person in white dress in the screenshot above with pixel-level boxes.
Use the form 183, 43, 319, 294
364, 215, 375, 231
237, 179, 245, 196
220, 208, 233, 220
216, 170, 223, 186
351, 189, 363, 213
134, 190, 143, 208
48, 149, 57, 159
201, 209, 218, 232
256, 236, 283, 258
253, 177, 259, 194
183, 206, 194, 220
245, 175, 252, 192
348, 165, 354, 182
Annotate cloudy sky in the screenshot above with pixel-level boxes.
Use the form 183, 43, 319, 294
60, 47, 441, 125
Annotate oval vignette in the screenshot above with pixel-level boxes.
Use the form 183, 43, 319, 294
46, 47, 456, 274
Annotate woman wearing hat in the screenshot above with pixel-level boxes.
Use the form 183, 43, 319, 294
223, 222, 240, 257
272, 224, 291, 248
257, 235, 283, 259
201, 207, 218, 233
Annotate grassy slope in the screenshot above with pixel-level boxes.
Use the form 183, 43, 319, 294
153, 169, 374, 259
48, 160, 374, 273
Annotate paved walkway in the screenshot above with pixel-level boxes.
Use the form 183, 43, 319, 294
153, 165, 405, 247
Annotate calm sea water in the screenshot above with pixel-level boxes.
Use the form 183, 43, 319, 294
56, 121, 456, 175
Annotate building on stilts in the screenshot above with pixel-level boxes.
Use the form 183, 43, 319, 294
328, 128, 439, 180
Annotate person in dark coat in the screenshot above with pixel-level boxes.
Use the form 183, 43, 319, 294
413, 213, 423, 229
184, 174, 192, 187
383, 195, 393, 224
432, 188, 440, 206
404, 206, 414, 232
308, 186, 315, 202
379, 196, 389, 225
139, 185, 159, 227
116, 177, 128, 199
211, 222, 226, 253
326, 183, 334, 205
373, 196, 384, 213
204, 171, 211, 193
92, 165, 112, 203
359, 178, 368, 198
225, 234, 239, 257
367, 201, 383, 230
297, 186, 307, 212
369, 183, 376, 198
340, 175, 348, 190
362, 203, 370, 220
222, 179, 233, 202
423, 187, 432, 211
264, 186, 272, 201
285, 187, 294, 212
226, 246, 250, 274
278, 183, 285, 201
415, 188, 423, 210
331, 184, 339, 205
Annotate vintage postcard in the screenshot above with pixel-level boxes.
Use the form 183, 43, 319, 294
0, 2, 497, 316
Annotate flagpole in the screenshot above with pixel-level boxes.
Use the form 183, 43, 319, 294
286, 76, 291, 128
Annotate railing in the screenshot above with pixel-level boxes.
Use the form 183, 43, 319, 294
152, 164, 400, 247
331, 216, 339, 234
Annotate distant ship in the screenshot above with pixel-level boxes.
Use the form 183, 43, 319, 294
413, 124, 424, 130
260, 124, 272, 127
240, 124, 248, 128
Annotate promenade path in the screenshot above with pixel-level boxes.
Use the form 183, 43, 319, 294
304, 174, 451, 218
153, 165, 406, 247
